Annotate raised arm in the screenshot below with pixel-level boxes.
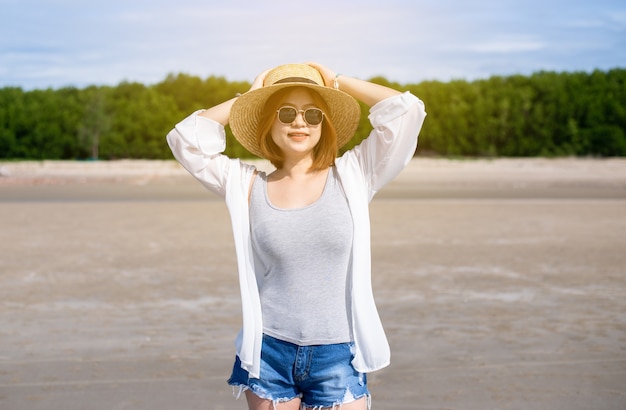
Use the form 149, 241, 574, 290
307, 62, 400, 107
199, 68, 271, 125
311, 63, 427, 196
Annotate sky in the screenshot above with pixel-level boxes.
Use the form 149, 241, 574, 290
1, 0, 625, 90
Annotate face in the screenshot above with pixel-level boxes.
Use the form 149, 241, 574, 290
270, 88, 323, 161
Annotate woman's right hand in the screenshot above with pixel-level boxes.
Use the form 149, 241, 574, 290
199, 67, 272, 125
248, 68, 272, 93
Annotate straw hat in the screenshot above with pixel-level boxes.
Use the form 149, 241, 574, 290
229, 64, 361, 158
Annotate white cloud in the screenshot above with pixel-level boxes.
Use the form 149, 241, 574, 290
466, 40, 546, 54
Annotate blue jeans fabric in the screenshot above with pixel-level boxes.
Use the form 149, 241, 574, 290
228, 334, 370, 408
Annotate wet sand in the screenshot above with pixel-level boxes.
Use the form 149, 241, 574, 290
1, 158, 625, 409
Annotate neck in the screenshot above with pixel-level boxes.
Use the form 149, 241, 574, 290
277, 156, 317, 177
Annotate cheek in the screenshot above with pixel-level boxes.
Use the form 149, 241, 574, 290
270, 122, 283, 143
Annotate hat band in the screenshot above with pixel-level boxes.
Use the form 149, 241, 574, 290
272, 77, 319, 85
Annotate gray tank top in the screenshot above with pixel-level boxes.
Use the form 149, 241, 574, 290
249, 167, 354, 345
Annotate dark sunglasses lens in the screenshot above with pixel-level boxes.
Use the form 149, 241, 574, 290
304, 109, 323, 125
278, 107, 297, 123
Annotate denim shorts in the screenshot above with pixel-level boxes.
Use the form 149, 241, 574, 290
228, 334, 370, 408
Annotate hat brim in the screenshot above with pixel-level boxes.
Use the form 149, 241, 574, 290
229, 83, 361, 158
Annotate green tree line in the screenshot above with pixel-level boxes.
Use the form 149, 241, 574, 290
1, 68, 624, 160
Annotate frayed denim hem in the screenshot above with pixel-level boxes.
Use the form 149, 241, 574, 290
302, 391, 372, 410
229, 383, 302, 410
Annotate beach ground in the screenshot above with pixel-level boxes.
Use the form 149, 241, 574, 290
1, 158, 625, 409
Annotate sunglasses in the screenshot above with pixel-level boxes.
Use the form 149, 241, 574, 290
276, 106, 324, 126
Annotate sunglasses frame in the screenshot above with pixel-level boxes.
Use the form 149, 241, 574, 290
276, 106, 325, 126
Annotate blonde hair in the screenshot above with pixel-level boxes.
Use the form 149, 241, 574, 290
257, 87, 338, 171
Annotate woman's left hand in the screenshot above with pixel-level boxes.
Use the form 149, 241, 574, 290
308, 61, 400, 106
306, 62, 336, 88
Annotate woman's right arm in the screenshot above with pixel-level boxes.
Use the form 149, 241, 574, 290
166, 68, 270, 197
166, 107, 233, 197
199, 67, 270, 125
197, 96, 238, 125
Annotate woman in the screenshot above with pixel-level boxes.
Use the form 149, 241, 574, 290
167, 63, 426, 409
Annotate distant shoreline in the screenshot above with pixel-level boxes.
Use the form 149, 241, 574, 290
1, 157, 625, 181
1, 157, 625, 201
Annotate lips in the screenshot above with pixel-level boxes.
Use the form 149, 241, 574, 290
288, 132, 308, 140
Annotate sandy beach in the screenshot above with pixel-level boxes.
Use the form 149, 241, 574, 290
1, 158, 625, 409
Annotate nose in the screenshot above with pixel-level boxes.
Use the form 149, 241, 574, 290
292, 111, 307, 126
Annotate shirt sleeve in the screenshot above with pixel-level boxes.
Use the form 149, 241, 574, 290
166, 110, 232, 197
344, 92, 427, 198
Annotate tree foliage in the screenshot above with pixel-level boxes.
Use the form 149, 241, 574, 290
0, 68, 624, 159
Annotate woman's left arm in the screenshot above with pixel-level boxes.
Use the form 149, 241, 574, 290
308, 63, 427, 196
307, 62, 400, 107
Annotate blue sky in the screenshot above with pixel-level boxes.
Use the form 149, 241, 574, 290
1, 0, 625, 90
